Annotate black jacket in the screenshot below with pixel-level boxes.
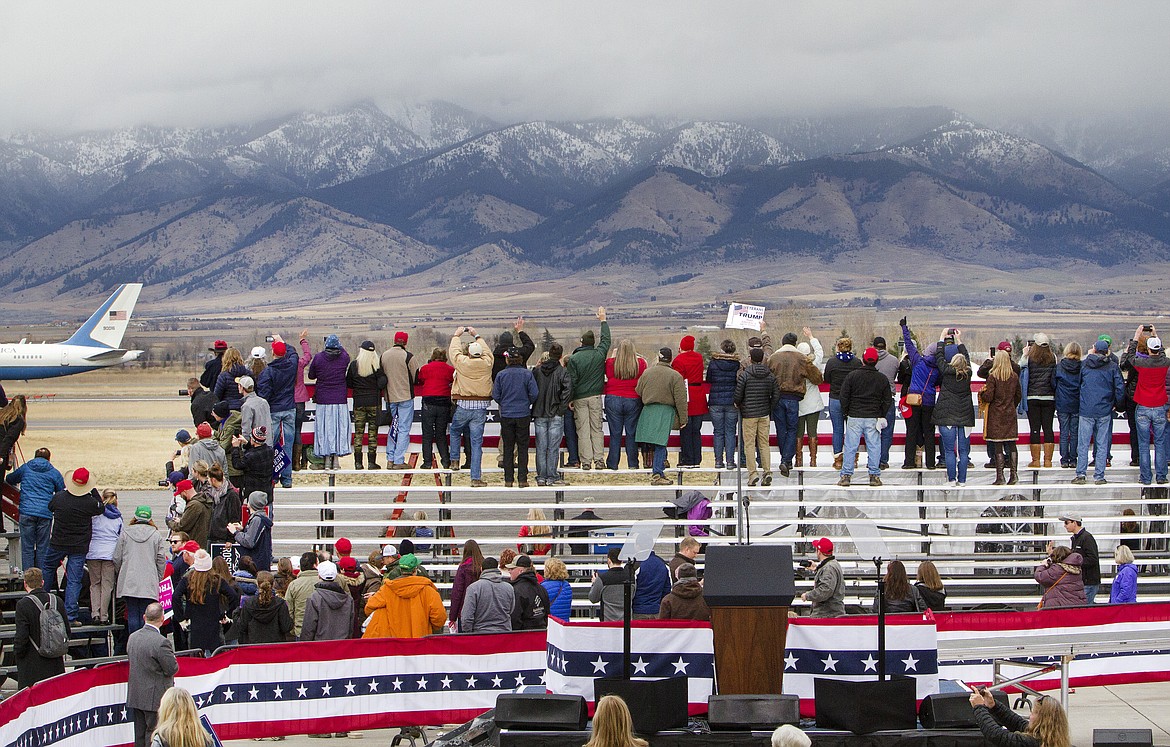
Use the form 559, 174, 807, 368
510, 570, 550, 631
346, 360, 388, 409
48, 489, 105, 554
840, 364, 894, 419
1071, 528, 1101, 586
532, 359, 573, 418
824, 355, 863, 400
14, 589, 70, 689
1025, 360, 1056, 398
200, 355, 223, 391
915, 582, 947, 611
734, 363, 781, 418
174, 573, 240, 653
933, 345, 977, 427
232, 443, 275, 503
190, 388, 216, 428
973, 702, 1039, 747
492, 331, 536, 379
0, 417, 24, 470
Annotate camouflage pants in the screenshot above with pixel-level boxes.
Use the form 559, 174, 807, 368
353, 405, 379, 450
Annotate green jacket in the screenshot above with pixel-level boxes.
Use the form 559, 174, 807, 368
216, 412, 243, 476
567, 321, 611, 399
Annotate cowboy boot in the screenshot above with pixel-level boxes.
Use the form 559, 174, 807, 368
833, 453, 843, 471
1042, 442, 1054, 468
808, 436, 818, 467
367, 448, 381, 470
992, 451, 1006, 485
1028, 443, 1041, 468
292, 443, 303, 471
795, 449, 803, 468
1007, 449, 1019, 485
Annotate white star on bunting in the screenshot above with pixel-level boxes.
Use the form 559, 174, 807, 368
466, 676, 478, 688
515, 674, 526, 687
249, 687, 260, 700
392, 678, 403, 691
345, 681, 356, 694
822, 655, 838, 672
440, 676, 453, 689
417, 677, 429, 690
632, 657, 649, 674
861, 655, 879, 672
784, 653, 798, 670
672, 657, 689, 674
223, 688, 234, 702
273, 685, 284, 699
321, 683, 332, 696
491, 675, 504, 688
297, 684, 308, 698
902, 654, 918, 672
368, 679, 380, 692
591, 656, 608, 673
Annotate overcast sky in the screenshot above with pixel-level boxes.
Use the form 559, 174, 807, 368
2, 1, 1167, 133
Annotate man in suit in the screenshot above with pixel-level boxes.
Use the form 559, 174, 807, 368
127, 602, 179, 747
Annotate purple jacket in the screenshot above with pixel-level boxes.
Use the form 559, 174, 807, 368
902, 326, 940, 407
1035, 552, 1086, 608
308, 348, 351, 405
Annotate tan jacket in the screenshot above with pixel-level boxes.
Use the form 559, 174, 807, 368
635, 362, 688, 430
768, 345, 820, 397
449, 336, 494, 400
380, 345, 421, 404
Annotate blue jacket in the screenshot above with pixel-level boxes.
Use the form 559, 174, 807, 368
1054, 358, 1082, 414
1110, 563, 1138, 604
705, 355, 741, 407
902, 326, 940, 407
542, 578, 574, 621
5, 458, 64, 519
632, 552, 672, 615
87, 505, 123, 561
257, 351, 299, 413
492, 364, 538, 418
1078, 353, 1125, 419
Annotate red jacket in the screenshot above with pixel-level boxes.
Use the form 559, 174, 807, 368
672, 350, 708, 416
416, 361, 455, 398
604, 357, 646, 399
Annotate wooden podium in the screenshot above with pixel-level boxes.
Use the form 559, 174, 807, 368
703, 545, 795, 695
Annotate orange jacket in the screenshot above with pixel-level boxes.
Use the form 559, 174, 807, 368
362, 574, 446, 639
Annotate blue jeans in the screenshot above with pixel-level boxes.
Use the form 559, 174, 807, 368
653, 445, 668, 477
772, 398, 801, 466
386, 399, 415, 465
564, 410, 579, 465
1057, 411, 1079, 467
709, 404, 739, 467
828, 398, 845, 455
19, 515, 52, 573
271, 408, 295, 485
937, 426, 970, 483
42, 548, 86, 621
1085, 584, 1099, 604
880, 402, 896, 466
841, 417, 881, 477
604, 396, 642, 469
125, 596, 152, 636
534, 416, 565, 482
1135, 404, 1168, 484
449, 406, 487, 479
1077, 415, 1112, 480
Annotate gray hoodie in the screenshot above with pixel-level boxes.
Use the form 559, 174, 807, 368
113, 522, 168, 600
300, 581, 353, 641
874, 349, 899, 397
187, 437, 227, 475
460, 569, 515, 633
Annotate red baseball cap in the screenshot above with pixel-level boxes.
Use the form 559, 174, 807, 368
195, 422, 213, 439
863, 347, 879, 364
210, 340, 228, 351
338, 556, 359, 574
335, 537, 352, 556
811, 537, 834, 555
394, 331, 409, 345
180, 541, 201, 554
174, 479, 194, 496
272, 341, 287, 357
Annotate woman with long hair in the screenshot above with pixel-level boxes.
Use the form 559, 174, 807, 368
248, 346, 267, 381
873, 560, 923, 613
273, 556, 296, 597
933, 332, 976, 487
0, 394, 27, 485
448, 539, 484, 630
1020, 334, 1059, 467
308, 335, 353, 469
605, 339, 647, 470
1053, 342, 1082, 468
346, 341, 386, 470
87, 489, 123, 624
541, 557, 573, 620
706, 339, 742, 469
173, 550, 240, 655
151, 687, 212, 747
417, 347, 456, 469
1110, 545, 1138, 604
114, 505, 167, 635
212, 347, 248, 411
231, 570, 293, 643
794, 329, 825, 468
517, 508, 553, 556
914, 560, 947, 611
585, 695, 648, 747
981, 350, 1023, 485
969, 688, 1070, 747
823, 338, 862, 470
1120, 508, 1141, 553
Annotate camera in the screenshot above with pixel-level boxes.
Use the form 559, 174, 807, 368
178, 389, 188, 396
799, 559, 815, 569
1144, 325, 1154, 332
157, 479, 170, 487
1027, 339, 1035, 346
265, 335, 275, 343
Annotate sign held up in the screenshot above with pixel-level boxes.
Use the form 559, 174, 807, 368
725, 302, 765, 331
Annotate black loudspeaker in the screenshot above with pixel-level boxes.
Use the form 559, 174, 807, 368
708, 694, 800, 730
1094, 729, 1154, 747
594, 677, 689, 734
495, 693, 587, 731
919, 691, 1008, 728
703, 545, 796, 606
814, 676, 917, 734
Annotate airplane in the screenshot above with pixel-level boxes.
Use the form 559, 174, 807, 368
0, 283, 144, 380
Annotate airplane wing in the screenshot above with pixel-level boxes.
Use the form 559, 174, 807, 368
82, 348, 132, 362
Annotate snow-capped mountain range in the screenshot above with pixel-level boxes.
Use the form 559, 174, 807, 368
2, 101, 1169, 305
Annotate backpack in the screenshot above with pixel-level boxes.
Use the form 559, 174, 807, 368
30, 594, 69, 658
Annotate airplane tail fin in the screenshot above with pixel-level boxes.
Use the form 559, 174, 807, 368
63, 283, 143, 349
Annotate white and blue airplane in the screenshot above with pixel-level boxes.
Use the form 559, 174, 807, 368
0, 283, 144, 380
